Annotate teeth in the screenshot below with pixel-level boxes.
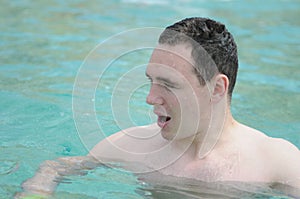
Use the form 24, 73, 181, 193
159, 116, 171, 123
160, 116, 167, 122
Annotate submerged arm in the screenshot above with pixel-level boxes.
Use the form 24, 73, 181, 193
17, 156, 101, 198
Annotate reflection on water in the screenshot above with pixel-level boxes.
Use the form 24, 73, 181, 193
138, 172, 299, 199
49, 165, 300, 198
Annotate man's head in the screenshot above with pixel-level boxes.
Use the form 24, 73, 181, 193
146, 17, 238, 141
158, 17, 238, 101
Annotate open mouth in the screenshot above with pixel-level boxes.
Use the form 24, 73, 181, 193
157, 115, 171, 128
159, 116, 171, 123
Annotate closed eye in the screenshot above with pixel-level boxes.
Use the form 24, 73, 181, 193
145, 73, 180, 89
162, 82, 176, 89
157, 77, 179, 89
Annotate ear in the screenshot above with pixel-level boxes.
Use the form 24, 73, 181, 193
211, 74, 229, 103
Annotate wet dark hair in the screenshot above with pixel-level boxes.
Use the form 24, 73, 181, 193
158, 17, 238, 100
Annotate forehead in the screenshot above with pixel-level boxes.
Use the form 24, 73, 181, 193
146, 44, 196, 78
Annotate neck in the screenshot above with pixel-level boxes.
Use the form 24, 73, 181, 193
168, 101, 237, 160
196, 107, 236, 159
169, 115, 236, 160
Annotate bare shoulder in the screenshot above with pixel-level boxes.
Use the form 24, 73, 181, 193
235, 124, 300, 188
239, 123, 300, 163
88, 123, 163, 162
265, 136, 300, 155
237, 123, 299, 152
246, 125, 300, 188
256, 130, 300, 165
265, 136, 300, 166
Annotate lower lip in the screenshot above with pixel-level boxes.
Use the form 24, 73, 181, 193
157, 118, 170, 129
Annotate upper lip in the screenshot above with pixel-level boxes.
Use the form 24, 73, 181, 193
154, 109, 172, 122
153, 108, 169, 117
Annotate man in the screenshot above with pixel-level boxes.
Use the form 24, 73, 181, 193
20, 17, 300, 197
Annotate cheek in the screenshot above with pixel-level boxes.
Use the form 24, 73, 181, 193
182, 89, 212, 119
165, 90, 181, 109
168, 89, 197, 113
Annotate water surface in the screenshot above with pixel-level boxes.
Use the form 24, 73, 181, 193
0, 0, 299, 198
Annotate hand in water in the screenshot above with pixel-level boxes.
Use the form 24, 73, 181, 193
16, 156, 101, 198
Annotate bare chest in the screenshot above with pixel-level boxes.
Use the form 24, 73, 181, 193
157, 152, 241, 182
154, 150, 273, 183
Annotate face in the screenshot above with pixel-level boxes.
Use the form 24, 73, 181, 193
146, 44, 213, 141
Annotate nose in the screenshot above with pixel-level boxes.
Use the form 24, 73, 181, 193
146, 84, 164, 105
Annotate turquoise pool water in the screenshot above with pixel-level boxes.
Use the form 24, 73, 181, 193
1, 0, 300, 198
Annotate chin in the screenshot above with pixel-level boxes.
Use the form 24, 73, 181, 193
160, 129, 176, 141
